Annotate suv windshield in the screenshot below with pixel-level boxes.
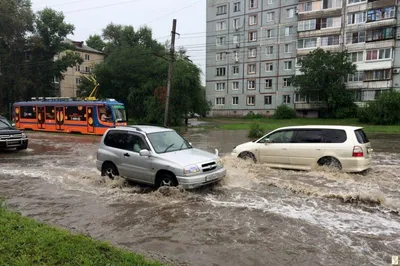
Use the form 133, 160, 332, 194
112, 105, 127, 122
0, 118, 12, 130
147, 131, 192, 154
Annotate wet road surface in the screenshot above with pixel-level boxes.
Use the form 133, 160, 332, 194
0, 129, 399, 266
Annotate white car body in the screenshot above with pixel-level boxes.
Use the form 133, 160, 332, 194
231, 125, 372, 173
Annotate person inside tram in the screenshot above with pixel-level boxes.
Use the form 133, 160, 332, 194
100, 107, 112, 122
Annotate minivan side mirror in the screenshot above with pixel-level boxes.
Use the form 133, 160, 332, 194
264, 138, 271, 145
139, 149, 151, 157
189, 142, 192, 146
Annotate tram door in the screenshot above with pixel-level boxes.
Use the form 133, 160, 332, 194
37, 106, 46, 129
55, 106, 65, 131
86, 106, 95, 133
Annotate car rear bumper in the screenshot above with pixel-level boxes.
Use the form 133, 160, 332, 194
341, 157, 372, 172
177, 167, 226, 189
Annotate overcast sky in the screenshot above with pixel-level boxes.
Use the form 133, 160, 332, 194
31, 0, 207, 84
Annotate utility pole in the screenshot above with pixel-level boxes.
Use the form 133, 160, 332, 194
164, 19, 177, 127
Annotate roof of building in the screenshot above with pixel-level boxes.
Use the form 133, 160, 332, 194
64, 38, 104, 55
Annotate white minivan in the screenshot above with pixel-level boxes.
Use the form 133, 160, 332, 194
231, 126, 372, 173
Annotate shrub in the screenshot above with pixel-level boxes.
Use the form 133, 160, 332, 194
273, 105, 297, 119
248, 123, 264, 138
357, 91, 400, 125
244, 111, 264, 119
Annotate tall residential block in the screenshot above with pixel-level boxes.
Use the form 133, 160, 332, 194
206, 0, 400, 117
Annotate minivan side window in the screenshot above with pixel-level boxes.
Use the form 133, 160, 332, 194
355, 129, 369, 144
322, 129, 347, 143
293, 130, 323, 143
262, 130, 294, 143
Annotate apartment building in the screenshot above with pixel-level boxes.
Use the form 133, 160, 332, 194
206, 0, 400, 117
55, 39, 104, 97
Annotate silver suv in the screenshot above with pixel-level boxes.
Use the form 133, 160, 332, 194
96, 125, 226, 189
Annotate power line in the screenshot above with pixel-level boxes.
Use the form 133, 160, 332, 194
63, 0, 142, 14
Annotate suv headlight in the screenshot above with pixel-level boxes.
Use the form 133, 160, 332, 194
183, 165, 200, 174
21, 133, 27, 138
216, 158, 224, 167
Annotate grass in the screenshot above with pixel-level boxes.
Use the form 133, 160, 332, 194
0, 205, 165, 266
200, 117, 400, 134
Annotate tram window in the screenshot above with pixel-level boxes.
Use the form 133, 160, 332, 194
65, 106, 86, 121
45, 106, 55, 119
20, 106, 37, 119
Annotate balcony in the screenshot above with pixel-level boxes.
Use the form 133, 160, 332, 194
367, 0, 396, 9
294, 102, 326, 110
298, 28, 341, 38
298, 8, 341, 20
365, 18, 396, 30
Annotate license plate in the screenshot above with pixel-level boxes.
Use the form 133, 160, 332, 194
206, 173, 219, 182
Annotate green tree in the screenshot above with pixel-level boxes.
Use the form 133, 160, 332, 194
358, 90, 400, 125
86, 34, 105, 52
292, 48, 357, 118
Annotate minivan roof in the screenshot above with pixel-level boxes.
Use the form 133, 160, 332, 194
276, 125, 363, 131
115, 125, 174, 134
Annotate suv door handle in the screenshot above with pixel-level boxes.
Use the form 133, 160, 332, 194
123, 153, 130, 157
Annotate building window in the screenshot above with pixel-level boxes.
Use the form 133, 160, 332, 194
346, 32, 365, 44
268, 0, 273, 4
295, 94, 308, 102
248, 80, 256, 90
284, 44, 291, 53
264, 96, 272, 105
84, 54, 90, 61
267, 29, 273, 38
232, 81, 239, 90
284, 61, 292, 70
215, 97, 225, 105
348, 71, 364, 82
216, 36, 226, 46
366, 27, 394, 42
216, 67, 226, 76
283, 95, 291, 104
76, 78, 81, 84
249, 15, 257, 25
249, 31, 257, 41
249, 0, 257, 9
367, 7, 395, 22
322, 0, 341, 9
234, 2, 241, 12
298, 2, 312, 12
75, 65, 81, 72
266, 12, 275, 22
364, 69, 391, 81
287, 8, 295, 18
216, 21, 227, 31
232, 66, 239, 75
321, 35, 340, 46
233, 18, 241, 29
215, 83, 226, 91
348, 12, 366, 24
266, 46, 274, 55
366, 48, 392, 61
248, 64, 256, 74
348, 0, 366, 4
283, 78, 292, 87
350, 52, 363, 62
297, 38, 317, 49
247, 96, 256, 105
53, 77, 60, 83
284, 26, 292, 36
217, 5, 227, 15
321, 17, 335, 28
297, 19, 316, 31
216, 52, 226, 61
248, 48, 257, 58
265, 79, 272, 88
265, 62, 273, 72
233, 34, 240, 44
232, 97, 239, 105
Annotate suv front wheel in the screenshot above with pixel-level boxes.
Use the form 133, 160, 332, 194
156, 172, 178, 188
102, 162, 119, 180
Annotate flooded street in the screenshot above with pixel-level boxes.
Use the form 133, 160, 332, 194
0, 128, 400, 266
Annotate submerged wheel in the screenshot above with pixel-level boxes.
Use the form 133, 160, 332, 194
102, 162, 119, 180
318, 157, 342, 170
156, 173, 178, 188
238, 152, 257, 163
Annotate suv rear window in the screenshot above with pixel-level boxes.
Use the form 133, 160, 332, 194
355, 129, 369, 144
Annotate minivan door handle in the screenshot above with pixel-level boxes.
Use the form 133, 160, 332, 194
123, 153, 130, 157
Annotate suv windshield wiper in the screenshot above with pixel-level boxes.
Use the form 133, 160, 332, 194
179, 142, 186, 150
164, 143, 175, 153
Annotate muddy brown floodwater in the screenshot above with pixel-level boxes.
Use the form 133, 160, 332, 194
0, 128, 400, 266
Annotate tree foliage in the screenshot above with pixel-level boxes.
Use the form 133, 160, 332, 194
86, 34, 105, 52
358, 90, 400, 125
292, 48, 357, 118
273, 105, 297, 119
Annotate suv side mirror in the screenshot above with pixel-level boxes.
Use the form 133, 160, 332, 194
12, 123, 16, 127
139, 149, 151, 157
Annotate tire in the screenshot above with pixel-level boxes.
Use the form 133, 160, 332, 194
102, 162, 119, 180
318, 157, 342, 170
16, 143, 28, 151
156, 173, 178, 188
238, 152, 257, 163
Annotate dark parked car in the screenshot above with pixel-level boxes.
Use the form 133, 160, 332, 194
0, 116, 28, 151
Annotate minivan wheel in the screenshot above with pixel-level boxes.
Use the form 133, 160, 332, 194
156, 173, 178, 188
318, 157, 342, 171
102, 163, 119, 180
238, 152, 257, 163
